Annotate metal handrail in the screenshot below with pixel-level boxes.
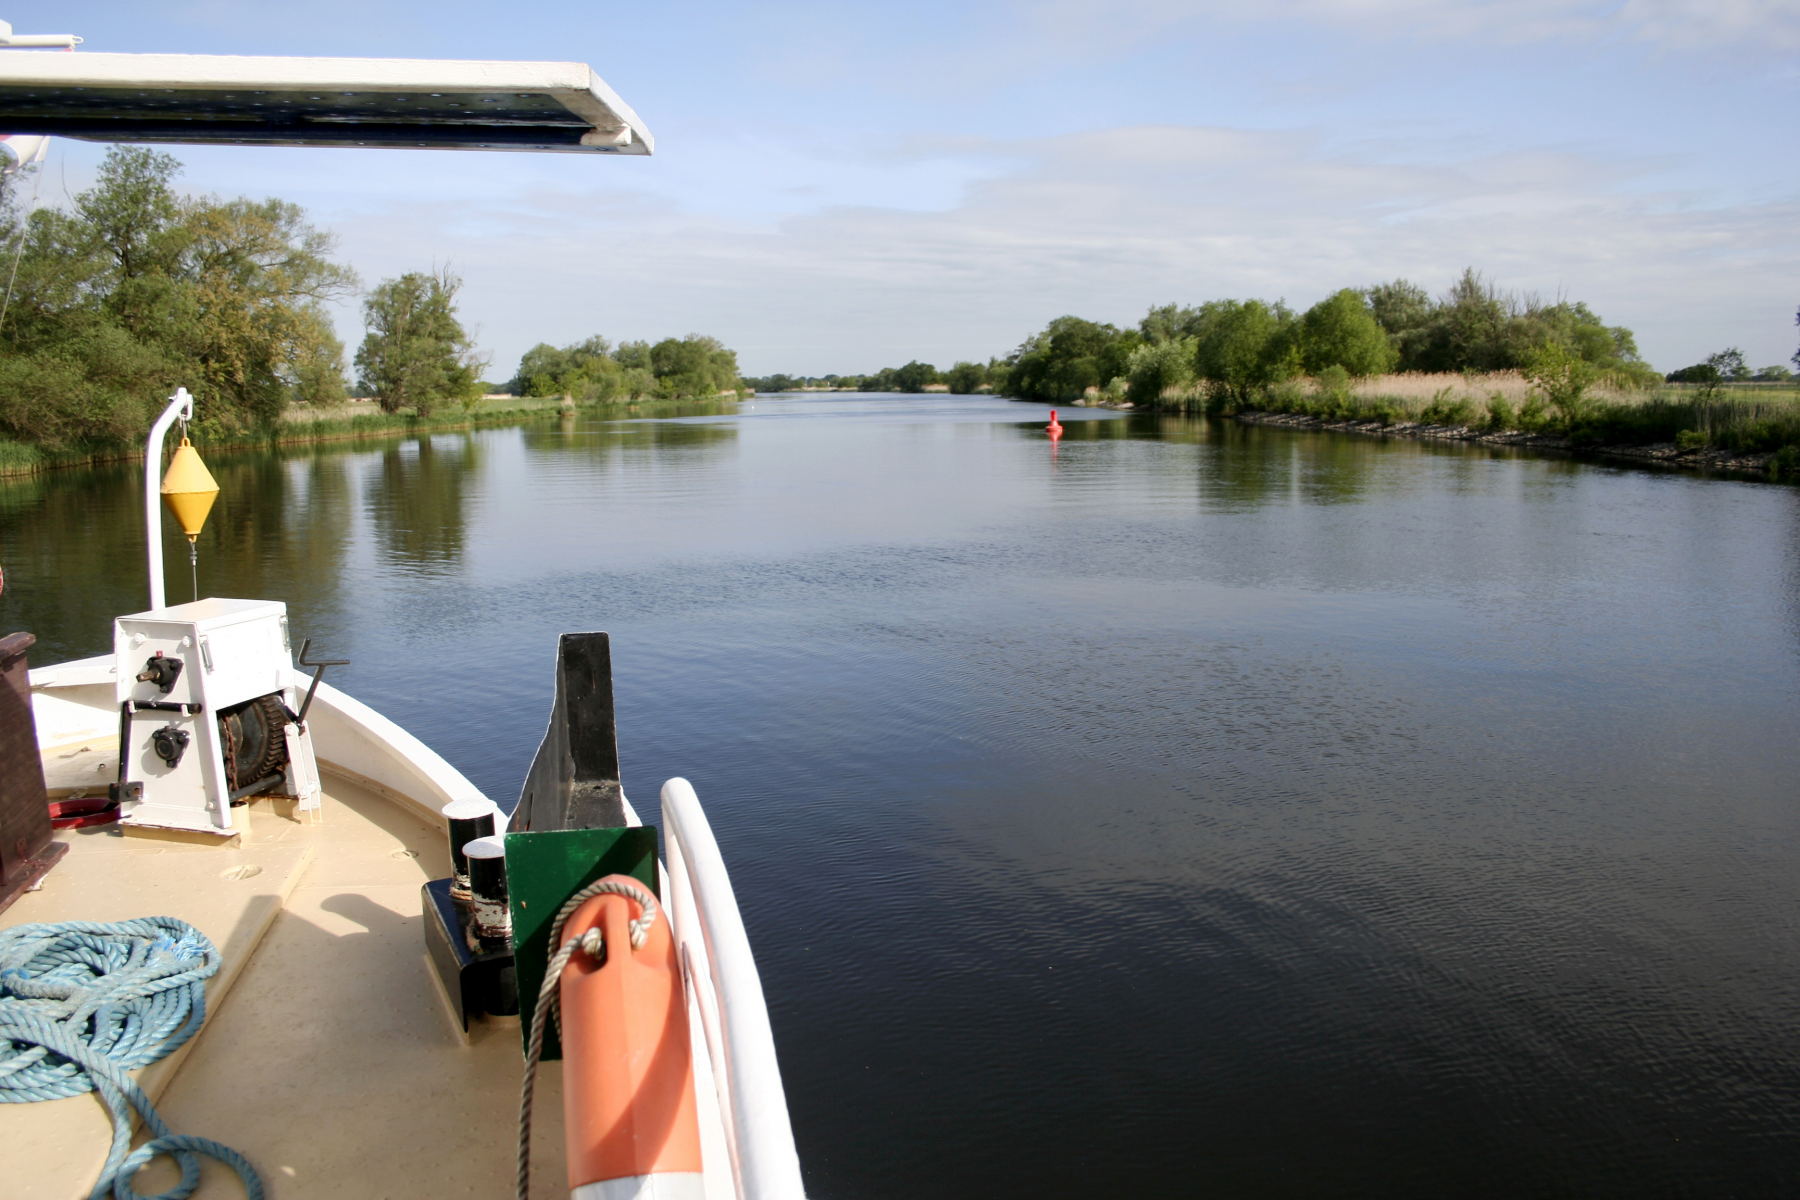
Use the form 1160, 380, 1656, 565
143, 388, 193, 611
660, 777, 806, 1200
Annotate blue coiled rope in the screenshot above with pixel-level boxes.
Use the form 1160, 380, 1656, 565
0, 917, 264, 1199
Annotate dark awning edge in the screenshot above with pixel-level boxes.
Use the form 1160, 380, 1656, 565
0, 52, 653, 155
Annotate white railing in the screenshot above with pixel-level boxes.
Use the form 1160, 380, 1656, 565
143, 388, 194, 612
660, 777, 807, 1200
302, 679, 494, 830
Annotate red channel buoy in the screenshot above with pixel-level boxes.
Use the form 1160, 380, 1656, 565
1047, 410, 1064, 438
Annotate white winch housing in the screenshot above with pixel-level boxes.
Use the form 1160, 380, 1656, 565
114, 598, 321, 834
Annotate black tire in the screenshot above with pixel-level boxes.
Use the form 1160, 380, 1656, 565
218, 693, 290, 791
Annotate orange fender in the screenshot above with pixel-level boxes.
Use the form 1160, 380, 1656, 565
560, 876, 703, 1198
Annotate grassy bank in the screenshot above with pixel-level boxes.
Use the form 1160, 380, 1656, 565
0, 394, 722, 479
276, 396, 570, 445
1112, 373, 1800, 477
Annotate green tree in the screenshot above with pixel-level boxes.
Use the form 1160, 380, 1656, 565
290, 327, 350, 406
1665, 361, 1720, 385
1298, 289, 1397, 377
0, 155, 187, 444
184, 197, 357, 423
892, 360, 940, 392
512, 342, 570, 396
1140, 303, 1215, 344
0, 146, 355, 446
746, 373, 801, 393
513, 335, 626, 400
1193, 300, 1298, 404
1705, 347, 1748, 380
355, 268, 484, 417
1524, 300, 1654, 385
1372, 270, 1649, 381
1001, 316, 1139, 401
1365, 279, 1433, 351
981, 271, 1649, 412
75, 146, 186, 285
1523, 341, 1600, 424
1408, 269, 1519, 373
946, 361, 988, 393
1126, 337, 1195, 405
858, 367, 900, 392
610, 340, 656, 398
649, 333, 739, 399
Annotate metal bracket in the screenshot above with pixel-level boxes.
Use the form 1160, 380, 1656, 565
126, 699, 203, 714
228, 771, 287, 804
421, 878, 518, 1032
294, 637, 349, 726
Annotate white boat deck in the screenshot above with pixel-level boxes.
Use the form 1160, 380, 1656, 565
12, 646, 775, 1200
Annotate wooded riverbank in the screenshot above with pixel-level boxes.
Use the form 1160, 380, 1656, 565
0, 394, 726, 479
1066, 369, 1800, 480
1230, 409, 1788, 478
0, 402, 543, 478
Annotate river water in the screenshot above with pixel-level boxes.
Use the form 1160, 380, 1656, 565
5, 394, 1797, 1197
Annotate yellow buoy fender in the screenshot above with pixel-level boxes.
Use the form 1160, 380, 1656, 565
160, 438, 219, 539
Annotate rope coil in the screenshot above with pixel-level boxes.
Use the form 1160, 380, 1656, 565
517, 877, 659, 1200
0, 918, 263, 1200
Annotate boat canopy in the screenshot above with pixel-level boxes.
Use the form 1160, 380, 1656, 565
0, 53, 651, 154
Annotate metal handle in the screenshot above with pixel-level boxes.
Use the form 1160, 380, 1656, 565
295, 637, 350, 727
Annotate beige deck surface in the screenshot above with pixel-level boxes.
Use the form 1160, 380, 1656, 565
39, 738, 120, 797
6, 773, 567, 1199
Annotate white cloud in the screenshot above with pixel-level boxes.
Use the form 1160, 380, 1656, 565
1614, 0, 1800, 52
317, 123, 1797, 377
1003, 0, 1800, 58
37, 1, 1785, 382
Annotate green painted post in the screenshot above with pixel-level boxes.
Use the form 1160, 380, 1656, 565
505, 825, 660, 1060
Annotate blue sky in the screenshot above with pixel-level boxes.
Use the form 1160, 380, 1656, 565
13, 1, 1799, 378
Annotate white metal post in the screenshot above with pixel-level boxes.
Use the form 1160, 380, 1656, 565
144, 388, 194, 612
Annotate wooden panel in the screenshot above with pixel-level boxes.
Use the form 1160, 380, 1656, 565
0, 631, 63, 913
513, 633, 625, 832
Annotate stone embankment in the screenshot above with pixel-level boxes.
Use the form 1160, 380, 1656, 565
1233, 411, 1780, 476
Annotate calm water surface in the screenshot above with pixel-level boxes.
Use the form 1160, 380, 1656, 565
4, 395, 1798, 1197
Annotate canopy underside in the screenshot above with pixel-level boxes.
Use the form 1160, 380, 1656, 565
0, 53, 652, 154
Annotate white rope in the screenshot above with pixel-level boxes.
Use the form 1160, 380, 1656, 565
517, 877, 658, 1200
0, 149, 47, 336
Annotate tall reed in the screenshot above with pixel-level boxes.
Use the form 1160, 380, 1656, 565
1128, 372, 1800, 472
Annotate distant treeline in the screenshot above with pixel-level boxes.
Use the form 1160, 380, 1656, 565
509, 334, 742, 402
1666, 347, 1793, 385
744, 360, 1002, 394
752, 271, 1800, 408
983, 277, 1800, 463
996, 270, 1664, 408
